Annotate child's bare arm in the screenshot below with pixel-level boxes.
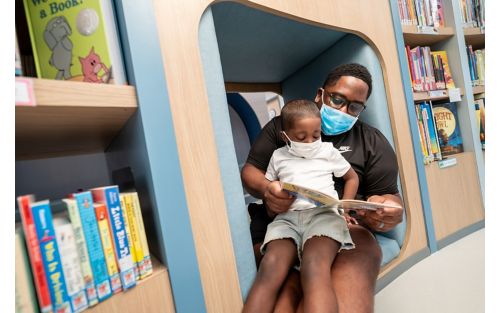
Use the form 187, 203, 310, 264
341, 167, 359, 200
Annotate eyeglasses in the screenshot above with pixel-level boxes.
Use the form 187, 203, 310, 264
326, 92, 366, 116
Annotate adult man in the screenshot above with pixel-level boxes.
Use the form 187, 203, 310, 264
241, 63, 404, 312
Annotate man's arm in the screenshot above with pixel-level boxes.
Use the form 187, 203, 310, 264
241, 163, 293, 216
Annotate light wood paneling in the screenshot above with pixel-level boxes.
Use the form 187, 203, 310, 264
152, 0, 429, 309
424, 152, 484, 241
15, 78, 137, 159
86, 257, 175, 313
402, 25, 454, 47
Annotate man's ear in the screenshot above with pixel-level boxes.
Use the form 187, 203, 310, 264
314, 88, 323, 104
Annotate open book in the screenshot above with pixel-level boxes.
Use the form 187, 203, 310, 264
281, 182, 402, 211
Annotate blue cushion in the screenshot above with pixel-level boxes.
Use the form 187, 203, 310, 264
375, 234, 401, 267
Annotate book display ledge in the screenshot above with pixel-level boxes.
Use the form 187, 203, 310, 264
86, 257, 175, 313
15, 78, 137, 160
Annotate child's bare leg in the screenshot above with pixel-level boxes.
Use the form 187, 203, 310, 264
243, 239, 298, 313
301, 236, 340, 313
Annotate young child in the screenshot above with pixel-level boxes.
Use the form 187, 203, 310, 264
243, 99, 359, 313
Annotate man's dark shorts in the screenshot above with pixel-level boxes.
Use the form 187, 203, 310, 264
248, 202, 275, 244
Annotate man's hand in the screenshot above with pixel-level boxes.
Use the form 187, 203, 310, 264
264, 181, 295, 217
356, 194, 403, 232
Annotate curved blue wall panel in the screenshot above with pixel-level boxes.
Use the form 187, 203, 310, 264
199, 7, 257, 299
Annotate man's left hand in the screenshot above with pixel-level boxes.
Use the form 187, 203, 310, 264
357, 194, 403, 232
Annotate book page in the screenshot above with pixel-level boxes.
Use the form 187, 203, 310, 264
281, 182, 402, 211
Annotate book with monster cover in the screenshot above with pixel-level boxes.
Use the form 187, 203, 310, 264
23, 0, 126, 84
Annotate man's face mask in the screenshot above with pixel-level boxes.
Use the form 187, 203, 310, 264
319, 88, 359, 135
281, 131, 322, 159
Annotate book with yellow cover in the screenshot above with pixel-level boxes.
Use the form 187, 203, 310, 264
119, 194, 141, 279
430, 51, 455, 89
128, 192, 153, 277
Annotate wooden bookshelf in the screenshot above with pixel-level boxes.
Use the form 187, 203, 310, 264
463, 27, 485, 49
15, 78, 137, 160
413, 88, 463, 102
402, 25, 454, 47
472, 85, 485, 95
424, 152, 484, 241
86, 257, 175, 313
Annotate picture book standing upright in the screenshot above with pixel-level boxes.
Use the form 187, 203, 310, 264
73, 191, 113, 302
22, 0, 126, 84
17, 195, 52, 313
91, 185, 137, 290
31, 200, 72, 313
432, 101, 464, 156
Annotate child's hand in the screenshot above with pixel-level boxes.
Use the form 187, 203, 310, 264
343, 212, 358, 225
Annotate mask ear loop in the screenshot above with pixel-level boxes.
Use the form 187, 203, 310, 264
281, 131, 292, 149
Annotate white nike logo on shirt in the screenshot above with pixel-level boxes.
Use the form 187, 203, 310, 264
338, 146, 352, 153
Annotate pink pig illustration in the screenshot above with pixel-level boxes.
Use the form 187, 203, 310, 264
79, 47, 111, 83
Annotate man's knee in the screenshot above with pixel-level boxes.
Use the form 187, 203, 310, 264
346, 226, 383, 269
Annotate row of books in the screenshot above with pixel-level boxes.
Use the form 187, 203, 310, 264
405, 46, 455, 92
17, 0, 125, 84
414, 101, 464, 164
474, 95, 485, 150
16, 186, 152, 313
397, 0, 445, 28
459, 0, 485, 29
466, 46, 485, 86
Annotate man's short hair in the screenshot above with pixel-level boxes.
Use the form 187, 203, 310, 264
281, 99, 320, 131
322, 63, 372, 98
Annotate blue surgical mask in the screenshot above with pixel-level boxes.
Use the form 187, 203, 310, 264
320, 89, 358, 135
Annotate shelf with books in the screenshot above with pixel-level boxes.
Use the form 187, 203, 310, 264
85, 256, 174, 313
15, 78, 137, 160
412, 88, 463, 102
402, 25, 454, 47
463, 27, 485, 49
393, 0, 484, 250
472, 85, 485, 95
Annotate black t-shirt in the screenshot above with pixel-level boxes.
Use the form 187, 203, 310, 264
246, 115, 400, 200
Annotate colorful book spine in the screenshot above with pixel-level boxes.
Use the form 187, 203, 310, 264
73, 191, 112, 302
129, 192, 153, 276
422, 101, 442, 160
119, 194, 140, 279
31, 200, 72, 313
17, 195, 53, 313
15, 227, 39, 313
94, 203, 123, 294
92, 186, 137, 289
53, 216, 89, 313
64, 199, 98, 306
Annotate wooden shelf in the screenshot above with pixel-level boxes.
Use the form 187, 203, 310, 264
473, 85, 485, 95
16, 78, 137, 160
413, 88, 463, 102
402, 25, 454, 47
424, 152, 484, 241
463, 27, 485, 49
86, 256, 175, 313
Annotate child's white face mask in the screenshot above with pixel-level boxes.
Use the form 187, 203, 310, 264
281, 131, 322, 159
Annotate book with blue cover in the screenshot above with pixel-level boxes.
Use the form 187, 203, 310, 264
74, 191, 112, 302
31, 200, 72, 313
91, 186, 136, 290
432, 102, 464, 157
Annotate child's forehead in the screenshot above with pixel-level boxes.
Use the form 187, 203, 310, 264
288, 116, 321, 130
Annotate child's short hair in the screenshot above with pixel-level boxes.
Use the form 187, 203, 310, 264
281, 99, 320, 131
